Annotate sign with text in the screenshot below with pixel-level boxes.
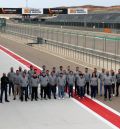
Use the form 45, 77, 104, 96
68, 8, 88, 14
43, 8, 68, 14
22, 8, 43, 14
0, 8, 22, 14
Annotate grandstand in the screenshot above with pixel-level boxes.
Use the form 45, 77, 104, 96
44, 13, 120, 29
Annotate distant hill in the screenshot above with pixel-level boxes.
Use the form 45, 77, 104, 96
56, 5, 120, 13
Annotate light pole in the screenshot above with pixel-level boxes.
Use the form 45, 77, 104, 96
26, 0, 28, 8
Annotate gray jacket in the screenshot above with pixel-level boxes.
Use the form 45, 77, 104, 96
31, 77, 39, 87
67, 74, 75, 85
7, 72, 15, 82
77, 76, 86, 87
20, 76, 28, 87
103, 75, 112, 86
39, 75, 49, 87
90, 77, 98, 86
57, 76, 66, 87
13, 74, 21, 85
116, 74, 120, 83
49, 75, 57, 86
99, 72, 105, 81
84, 72, 90, 82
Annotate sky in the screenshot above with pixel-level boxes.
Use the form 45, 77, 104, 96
0, 0, 120, 8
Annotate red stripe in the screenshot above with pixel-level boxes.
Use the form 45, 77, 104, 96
0, 45, 120, 128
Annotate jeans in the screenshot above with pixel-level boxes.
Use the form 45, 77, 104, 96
0, 86, 8, 102
79, 86, 84, 98
21, 87, 28, 101
68, 84, 73, 97
58, 86, 64, 98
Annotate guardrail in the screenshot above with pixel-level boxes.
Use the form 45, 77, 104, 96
4, 29, 120, 71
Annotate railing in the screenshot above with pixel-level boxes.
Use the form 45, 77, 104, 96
2, 22, 120, 71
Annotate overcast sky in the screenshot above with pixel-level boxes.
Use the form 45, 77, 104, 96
0, 0, 120, 8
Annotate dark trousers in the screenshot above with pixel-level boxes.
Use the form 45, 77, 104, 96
31, 87, 38, 100
21, 87, 28, 101
79, 86, 84, 98
47, 84, 51, 99
0, 86, 8, 102
111, 83, 115, 95
41, 86, 47, 99
9, 81, 14, 95
84, 82, 89, 95
116, 83, 120, 96
104, 85, 111, 99
49, 85, 56, 99
68, 84, 73, 97
65, 82, 68, 92
91, 86, 97, 98
75, 81, 79, 95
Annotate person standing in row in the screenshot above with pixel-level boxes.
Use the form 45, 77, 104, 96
28, 65, 34, 96
20, 72, 29, 102
77, 72, 86, 99
39, 72, 49, 100
49, 71, 57, 99
110, 70, 116, 97
0, 73, 9, 103
67, 71, 75, 98
116, 69, 120, 97
90, 72, 98, 99
99, 68, 105, 96
7, 67, 15, 96
84, 68, 90, 95
57, 73, 66, 99
31, 73, 39, 101
74, 67, 79, 96
103, 71, 112, 101
13, 70, 21, 100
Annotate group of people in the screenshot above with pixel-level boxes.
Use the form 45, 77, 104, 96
0, 65, 120, 103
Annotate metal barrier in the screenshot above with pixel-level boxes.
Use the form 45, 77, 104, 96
3, 22, 120, 71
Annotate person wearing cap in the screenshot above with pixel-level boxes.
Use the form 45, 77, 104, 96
76, 72, 86, 99
13, 70, 21, 100
67, 71, 75, 98
57, 72, 66, 99
103, 71, 112, 101
49, 71, 57, 99
39, 72, 49, 100
31, 73, 39, 101
90, 72, 98, 99
7, 67, 15, 96
0, 73, 9, 103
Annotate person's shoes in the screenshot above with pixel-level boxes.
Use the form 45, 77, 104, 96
54, 97, 56, 99
0, 101, 2, 103
58, 97, 61, 100
13, 98, 16, 100
5, 100, 10, 102
35, 99, 38, 101
31, 99, 33, 101
116, 95, 118, 97
109, 98, 112, 101
113, 94, 115, 97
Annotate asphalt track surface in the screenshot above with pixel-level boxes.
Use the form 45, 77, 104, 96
0, 33, 120, 113
6, 23, 120, 55
1, 45, 120, 129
